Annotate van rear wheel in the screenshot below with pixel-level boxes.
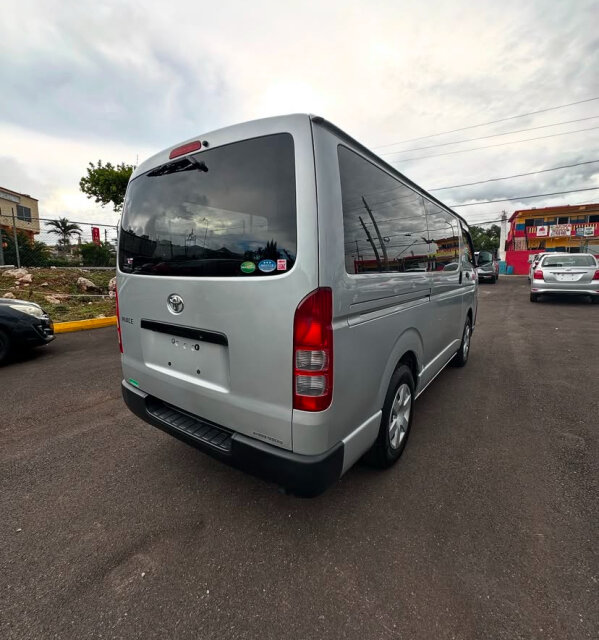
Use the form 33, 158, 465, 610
451, 318, 471, 368
364, 365, 414, 469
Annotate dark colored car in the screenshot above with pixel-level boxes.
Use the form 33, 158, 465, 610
0, 298, 55, 364
475, 250, 499, 283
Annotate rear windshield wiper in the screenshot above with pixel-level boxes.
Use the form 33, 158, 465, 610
148, 157, 208, 177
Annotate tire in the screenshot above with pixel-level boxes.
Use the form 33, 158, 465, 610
364, 364, 415, 469
530, 293, 538, 303
0, 329, 11, 365
491, 275, 497, 284
451, 318, 472, 368
591, 296, 599, 305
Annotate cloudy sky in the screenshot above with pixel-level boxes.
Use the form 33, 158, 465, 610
2, 0, 598, 236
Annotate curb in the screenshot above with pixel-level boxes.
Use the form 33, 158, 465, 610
53, 316, 117, 334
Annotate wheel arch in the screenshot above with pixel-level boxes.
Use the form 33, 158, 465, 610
376, 328, 424, 408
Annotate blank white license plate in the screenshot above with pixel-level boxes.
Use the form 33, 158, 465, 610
557, 274, 579, 281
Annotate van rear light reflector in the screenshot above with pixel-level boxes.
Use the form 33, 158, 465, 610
293, 288, 333, 412
296, 375, 327, 396
533, 269, 544, 280
169, 140, 202, 159
295, 349, 328, 371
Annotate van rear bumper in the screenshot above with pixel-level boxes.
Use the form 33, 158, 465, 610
122, 381, 344, 497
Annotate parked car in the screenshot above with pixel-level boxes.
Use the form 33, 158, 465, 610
475, 250, 499, 283
530, 253, 599, 303
118, 114, 478, 496
527, 252, 548, 282
0, 298, 55, 364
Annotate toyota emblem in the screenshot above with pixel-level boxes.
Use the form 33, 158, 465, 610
167, 293, 184, 314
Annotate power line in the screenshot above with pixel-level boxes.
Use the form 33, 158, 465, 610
449, 186, 599, 208
430, 159, 599, 191
373, 96, 599, 150
380, 115, 599, 156
391, 125, 599, 162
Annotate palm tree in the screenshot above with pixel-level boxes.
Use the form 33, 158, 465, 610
46, 217, 82, 252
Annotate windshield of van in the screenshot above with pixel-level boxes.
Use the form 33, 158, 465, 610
119, 133, 296, 277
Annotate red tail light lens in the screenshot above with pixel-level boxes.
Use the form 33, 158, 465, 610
293, 288, 333, 411
533, 269, 544, 280
169, 140, 202, 159
593, 270, 599, 281
115, 286, 123, 353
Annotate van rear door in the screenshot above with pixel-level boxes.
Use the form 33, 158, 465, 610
117, 116, 318, 451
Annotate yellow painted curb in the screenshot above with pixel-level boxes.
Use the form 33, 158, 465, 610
54, 316, 117, 333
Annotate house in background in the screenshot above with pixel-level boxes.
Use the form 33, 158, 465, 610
505, 203, 599, 274
0, 187, 41, 241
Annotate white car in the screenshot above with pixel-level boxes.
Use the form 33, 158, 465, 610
530, 253, 599, 303
528, 253, 548, 282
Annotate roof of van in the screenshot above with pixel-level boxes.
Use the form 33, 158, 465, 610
131, 113, 469, 228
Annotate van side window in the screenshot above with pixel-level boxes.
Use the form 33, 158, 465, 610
460, 225, 475, 268
338, 146, 429, 274
424, 201, 460, 272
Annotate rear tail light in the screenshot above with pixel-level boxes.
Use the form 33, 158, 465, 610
593, 270, 599, 281
293, 288, 333, 411
533, 269, 544, 280
115, 286, 123, 353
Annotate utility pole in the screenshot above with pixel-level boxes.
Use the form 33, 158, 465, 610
359, 215, 382, 271
362, 196, 388, 269
499, 210, 508, 261
0, 207, 5, 266
11, 207, 21, 268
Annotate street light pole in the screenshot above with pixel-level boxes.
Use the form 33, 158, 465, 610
0, 207, 5, 266
11, 207, 21, 269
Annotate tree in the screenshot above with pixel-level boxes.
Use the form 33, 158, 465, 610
469, 224, 501, 252
79, 242, 115, 267
2, 230, 51, 267
46, 218, 82, 251
79, 160, 134, 212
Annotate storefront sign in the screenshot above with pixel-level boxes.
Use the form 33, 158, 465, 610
536, 225, 548, 236
549, 224, 572, 237
584, 225, 595, 237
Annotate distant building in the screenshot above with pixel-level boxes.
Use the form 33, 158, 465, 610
0, 187, 41, 240
505, 203, 599, 274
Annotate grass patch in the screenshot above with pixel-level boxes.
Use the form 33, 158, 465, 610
2, 267, 116, 322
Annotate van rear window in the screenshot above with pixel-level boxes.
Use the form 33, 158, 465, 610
119, 133, 296, 277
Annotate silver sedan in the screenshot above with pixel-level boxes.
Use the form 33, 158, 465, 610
530, 253, 599, 303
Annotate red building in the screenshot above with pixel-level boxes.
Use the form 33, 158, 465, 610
505, 203, 599, 274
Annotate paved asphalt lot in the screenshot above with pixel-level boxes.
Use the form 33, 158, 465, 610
1, 277, 597, 640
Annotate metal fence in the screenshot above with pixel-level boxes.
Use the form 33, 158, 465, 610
0, 214, 119, 268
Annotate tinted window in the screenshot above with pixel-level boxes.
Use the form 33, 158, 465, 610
17, 205, 32, 222
338, 146, 428, 274
424, 201, 460, 272
477, 249, 493, 264
119, 133, 296, 277
541, 255, 596, 267
461, 225, 475, 268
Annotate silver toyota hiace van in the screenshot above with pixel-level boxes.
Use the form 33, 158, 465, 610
118, 114, 477, 496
